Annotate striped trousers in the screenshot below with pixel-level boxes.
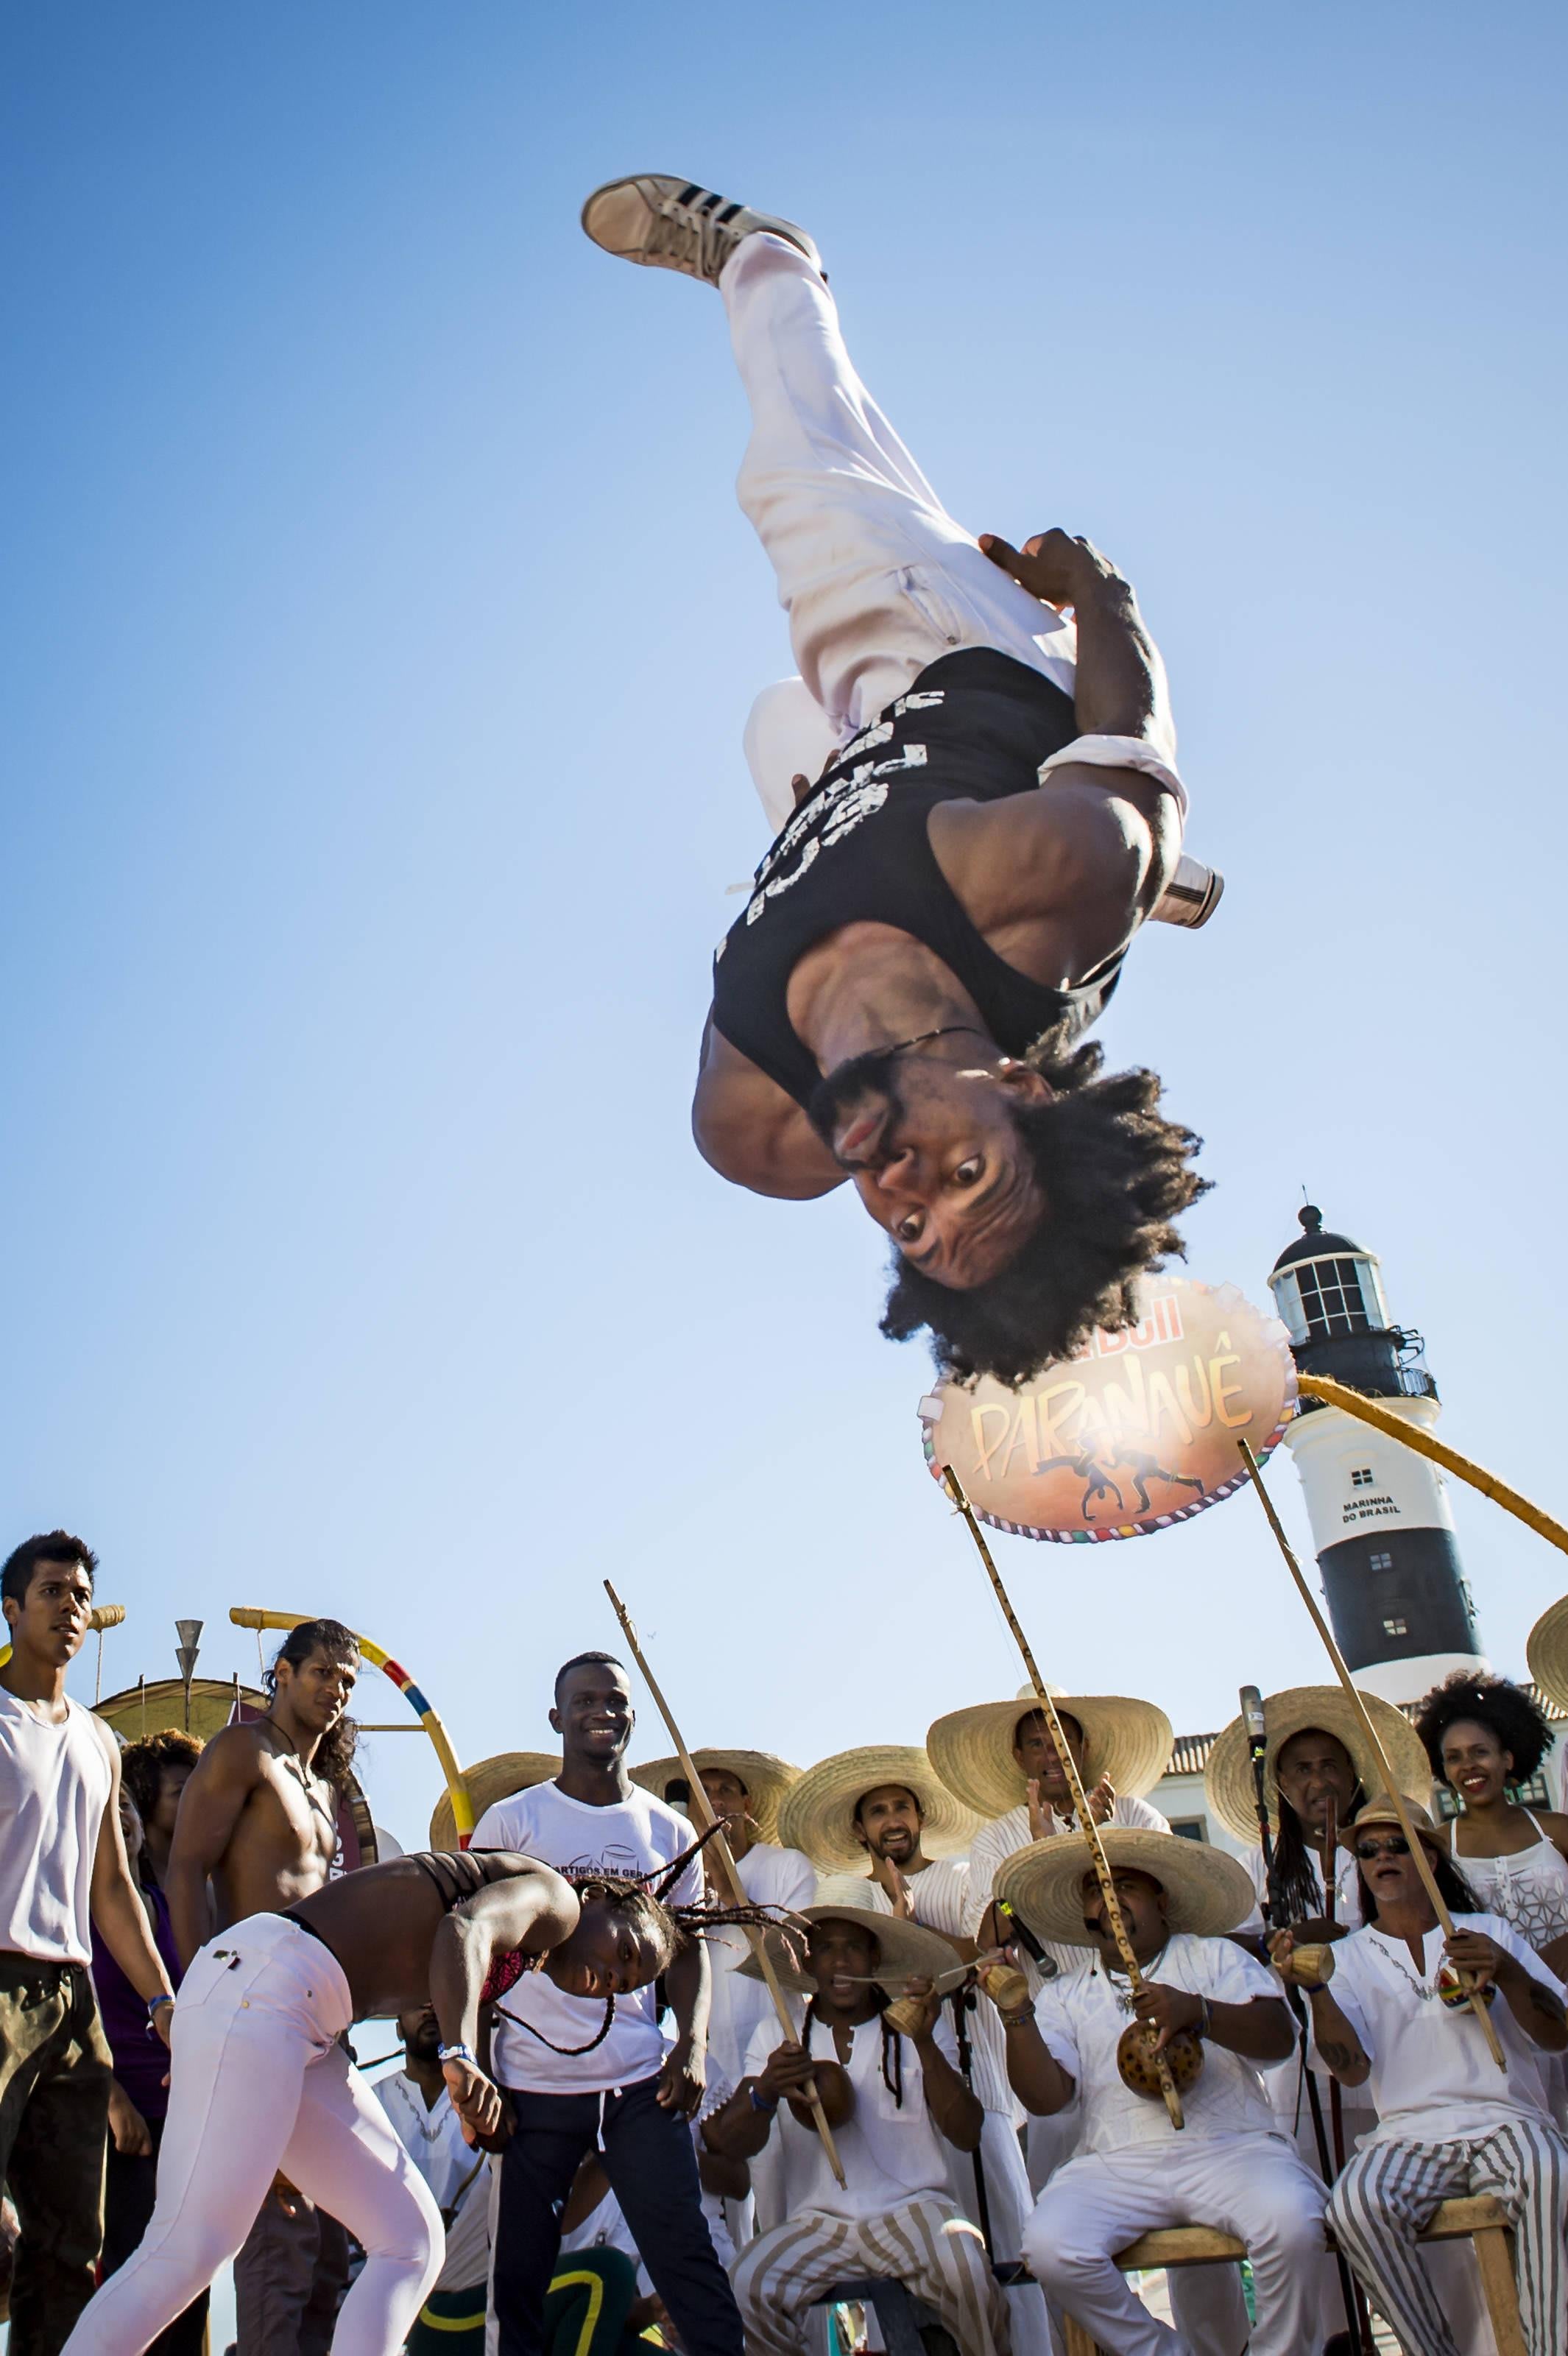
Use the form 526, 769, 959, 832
1328, 2118, 1568, 2356
730, 2195, 1009, 2356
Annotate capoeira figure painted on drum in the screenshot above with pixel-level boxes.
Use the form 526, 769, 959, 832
581, 176, 1219, 1386
60, 1837, 774, 2356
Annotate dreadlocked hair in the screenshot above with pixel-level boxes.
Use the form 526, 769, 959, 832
878, 1024, 1209, 1386
1265, 1779, 1369, 1928
802, 1989, 905, 2108
501, 1819, 807, 2059
1414, 1671, 1554, 1788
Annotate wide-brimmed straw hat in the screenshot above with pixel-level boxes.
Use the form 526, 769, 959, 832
1527, 1598, 1568, 1714
1350, 1794, 1445, 1852
428, 1752, 561, 1850
629, 1749, 800, 1847
927, 1688, 1173, 1819
738, 1902, 960, 1998
1204, 1686, 1432, 1845
777, 1746, 983, 1874
996, 1827, 1255, 1947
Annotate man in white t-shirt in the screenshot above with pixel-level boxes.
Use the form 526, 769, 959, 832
1277, 1795, 1568, 2356
0, 1530, 174, 2355
991, 1828, 1325, 2356
706, 1905, 1009, 2355
785, 1742, 1050, 2356
471, 1652, 744, 2356
632, 1746, 815, 2087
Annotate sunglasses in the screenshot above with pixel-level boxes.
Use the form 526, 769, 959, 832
1355, 1833, 1410, 1861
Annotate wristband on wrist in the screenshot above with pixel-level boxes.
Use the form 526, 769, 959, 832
1000, 2006, 1034, 2031
438, 2042, 477, 2068
748, 2080, 779, 2113
146, 1993, 174, 2017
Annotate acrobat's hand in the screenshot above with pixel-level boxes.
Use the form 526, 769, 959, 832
980, 529, 1116, 612
444, 2056, 509, 2147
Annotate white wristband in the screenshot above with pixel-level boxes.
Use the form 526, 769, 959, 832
1037, 733, 1187, 817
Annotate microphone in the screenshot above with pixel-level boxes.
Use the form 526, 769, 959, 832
1240, 1685, 1268, 1759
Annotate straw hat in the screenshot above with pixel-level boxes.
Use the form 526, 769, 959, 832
628, 1749, 800, 1847
927, 1688, 1174, 1820
777, 1746, 983, 1874
1527, 1597, 1568, 1714
428, 1751, 561, 1850
996, 1827, 1255, 1948
1204, 1686, 1432, 1845
738, 1902, 960, 1998
1351, 1794, 1446, 1851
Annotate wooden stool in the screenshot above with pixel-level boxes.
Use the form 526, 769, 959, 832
1413, 2195, 1527, 2356
1059, 2226, 1245, 2356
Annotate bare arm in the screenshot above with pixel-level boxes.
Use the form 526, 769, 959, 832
428, 1866, 580, 2060
90, 1733, 175, 2021
693, 1020, 844, 1199
1446, 1929, 1568, 2053
164, 1727, 261, 1969
659, 1936, 712, 2115
980, 531, 1171, 747
1133, 1981, 1294, 2065
703, 2039, 855, 2159
903, 1992, 983, 2152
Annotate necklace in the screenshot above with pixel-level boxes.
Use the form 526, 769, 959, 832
1369, 1929, 1436, 2001
1098, 1945, 1170, 2013
259, 1719, 336, 1827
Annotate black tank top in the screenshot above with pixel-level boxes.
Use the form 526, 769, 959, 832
710, 649, 1124, 1110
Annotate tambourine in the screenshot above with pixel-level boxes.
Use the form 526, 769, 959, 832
1436, 1959, 1497, 2012
1115, 2020, 1204, 2101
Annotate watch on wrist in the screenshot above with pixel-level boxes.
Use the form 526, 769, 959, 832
438, 2042, 477, 2069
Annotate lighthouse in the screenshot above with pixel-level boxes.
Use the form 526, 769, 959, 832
1267, 1206, 1486, 1707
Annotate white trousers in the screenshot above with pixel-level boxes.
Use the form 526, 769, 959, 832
61, 1914, 443, 2356
731, 2193, 1009, 2356
722, 233, 1080, 831
1023, 2137, 1326, 2356
1329, 2120, 1568, 2356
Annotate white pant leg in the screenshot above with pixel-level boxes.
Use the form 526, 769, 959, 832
1468, 2118, 1568, 2356
1157, 2139, 1327, 2356
275, 2041, 444, 2355
721, 233, 1077, 738
1025, 2154, 1191, 2356
61, 1919, 344, 2356
730, 2211, 859, 2356
859, 2196, 1009, 2356
1165, 2262, 1250, 2356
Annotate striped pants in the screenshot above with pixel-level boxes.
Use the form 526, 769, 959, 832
1328, 2119, 1568, 2356
730, 2195, 1009, 2356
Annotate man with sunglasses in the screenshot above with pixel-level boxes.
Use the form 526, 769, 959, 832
1274, 1797, 1568, 2356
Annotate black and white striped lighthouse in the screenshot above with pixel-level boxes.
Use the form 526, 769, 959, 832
1267, 1206, 1486, 1706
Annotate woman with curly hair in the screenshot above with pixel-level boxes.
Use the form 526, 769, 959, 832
1414, 1670, 1568, 1976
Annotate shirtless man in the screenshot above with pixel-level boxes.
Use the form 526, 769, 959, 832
582, 176, 1213, 1383
63, 1841, 757, 2356
165, 1615, 360, 2353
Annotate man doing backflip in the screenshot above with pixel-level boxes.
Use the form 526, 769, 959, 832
582, 176, 1215, 1383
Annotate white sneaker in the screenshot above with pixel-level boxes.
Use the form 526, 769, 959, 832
580, 174, 822, 287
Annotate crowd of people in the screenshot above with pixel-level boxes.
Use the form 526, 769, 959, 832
6, 1526, 1568, 2356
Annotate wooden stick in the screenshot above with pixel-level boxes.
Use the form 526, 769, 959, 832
1237, 1439, 1507, 2068
939, 1469, 1186, 2128
602, 1579, 847, 2187
1299, 1375, 1568, 1559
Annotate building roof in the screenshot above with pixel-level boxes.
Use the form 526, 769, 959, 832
1159, 1685, 1567, 1781
1271, 1203, 1371, 1274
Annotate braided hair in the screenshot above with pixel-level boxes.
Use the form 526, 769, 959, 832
1265, 1774, 1369, 1928
494, 1818, 805, 2057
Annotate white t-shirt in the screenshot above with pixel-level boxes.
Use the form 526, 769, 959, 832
1243, 1837, 1362, 1932
704, 1841, 816, 2087
743, 2006, 956, 2223
1033, 1931, 1283, 2154
812, 1861, 1015, 2120
1328, 1913, 1565, 2145
375, 2072, 481, 2213
0, 1689, 112, 1964
472, 1780, 699, 2093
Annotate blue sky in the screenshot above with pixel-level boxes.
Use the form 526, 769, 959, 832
6, 2, 1566, 1852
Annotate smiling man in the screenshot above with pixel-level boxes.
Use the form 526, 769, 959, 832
472, 1653, 746, 2356
582, 174, 1216, 1382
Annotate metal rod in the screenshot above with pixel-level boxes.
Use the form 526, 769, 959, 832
939, 1467, 1185, 2128
603, 1579, 848, 2187
1237, 1439, 1506, 2067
